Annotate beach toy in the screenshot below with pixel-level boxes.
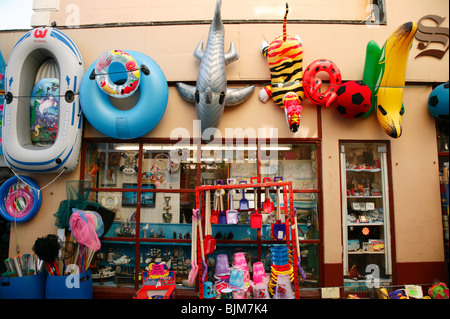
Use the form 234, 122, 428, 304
188, 209, 199, 284
252, 281, 270, 299
228, 268, 244, 291
69, 209, 103, 251
273, 274, 294, 299
262, 177, 275, 213
203, 281, 215, 299
252, 262, 267, 284
215, 254, 230, 276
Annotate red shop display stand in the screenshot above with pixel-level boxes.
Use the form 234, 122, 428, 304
195, 179, 300, 299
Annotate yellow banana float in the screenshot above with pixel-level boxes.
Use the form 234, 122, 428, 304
363, 22, 417, 138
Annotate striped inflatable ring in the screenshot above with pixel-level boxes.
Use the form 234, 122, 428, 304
0, 176, 42, 222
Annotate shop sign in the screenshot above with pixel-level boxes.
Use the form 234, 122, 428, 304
415, 14, 449, 59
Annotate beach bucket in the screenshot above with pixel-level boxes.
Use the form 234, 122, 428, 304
45, 270, 93, 299
203, 281, 215, 299
0, 271, 46, 299
273, 274, 294, 299
253, 282, 270, 299
252, 262, 266, 284
228, 269, 244, 291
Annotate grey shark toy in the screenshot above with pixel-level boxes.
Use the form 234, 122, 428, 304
176, 0, 254, 138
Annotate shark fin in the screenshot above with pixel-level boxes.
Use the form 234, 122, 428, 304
176, 82, 197, 103
194, 41, 204, 61
225, 85, 255, 106
225, 42, 239, 65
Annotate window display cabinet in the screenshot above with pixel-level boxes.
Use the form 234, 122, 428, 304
80, 139, 322, 297
340, 141, 393, 289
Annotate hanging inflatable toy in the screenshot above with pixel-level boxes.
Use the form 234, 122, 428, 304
0, 51, 5, 156
334, 81, 372, 119
303, 59, 342, 107
428, 82, 449, 119
0, 175, 42, 223
176, 0, 254, 138
259, 3, 304, 133
362, 21, 418, 138
80, 50, 168, 139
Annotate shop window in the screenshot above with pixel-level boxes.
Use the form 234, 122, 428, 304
81, 139, 322, 292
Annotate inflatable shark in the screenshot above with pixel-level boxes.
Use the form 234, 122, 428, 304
176, 0, 254, 138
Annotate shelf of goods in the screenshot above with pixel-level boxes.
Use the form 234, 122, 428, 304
340, 143, 392, 286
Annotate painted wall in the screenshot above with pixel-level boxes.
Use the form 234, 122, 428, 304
0, 0, 448, 282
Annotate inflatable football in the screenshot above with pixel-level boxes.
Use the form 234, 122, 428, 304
334, 81, 372, 119
428, 83, 449, 120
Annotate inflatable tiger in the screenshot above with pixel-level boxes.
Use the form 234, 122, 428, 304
259, 3, 304, 132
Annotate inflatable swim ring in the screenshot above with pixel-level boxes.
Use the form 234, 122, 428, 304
303, 59, 342, 107
95, 49, 140, 98
0, 175, 42, 223
2, 27, 84, 173
80, 50, 168, 139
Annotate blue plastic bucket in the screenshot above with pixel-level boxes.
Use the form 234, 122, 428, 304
0, 271, 46, 299
45, 270, 93, 299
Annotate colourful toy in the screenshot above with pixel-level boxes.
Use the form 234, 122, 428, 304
303, 59, 342, 107
3, 27, 84, 173
30, 78, 59, 145
334, 81, 372, 119
428, 282, 449, 299
80, 50, 168, 139
428, 82, 449, 119
0, 50, 5, 155
0, 175, 42, 223
176, 0, 254, 136
259, 3, 304, 132
362, 22, 418, 138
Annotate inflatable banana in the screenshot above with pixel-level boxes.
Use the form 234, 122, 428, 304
362, 22, 417, 138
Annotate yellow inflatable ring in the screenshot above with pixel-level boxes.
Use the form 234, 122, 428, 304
95, 49, 141, 98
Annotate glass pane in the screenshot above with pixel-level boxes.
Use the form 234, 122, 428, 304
201, 143, 258, 185
84, 143, 140, 187
294, 193, 319, 240
92, 242, 136, 288
260, 143, 318, 189
142, 143, 197, 190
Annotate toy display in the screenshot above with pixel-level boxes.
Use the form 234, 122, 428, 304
259, 3, 304, 133
80, 50, 168, 139
334, 81, 372, 119
362, 22, 418, 138
428, 82, 449, 119
0, 175, 42, 223
2, 27, 84, 173
176, 0, 254, 136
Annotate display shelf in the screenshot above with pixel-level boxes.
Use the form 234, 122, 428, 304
340, 142, 392, 284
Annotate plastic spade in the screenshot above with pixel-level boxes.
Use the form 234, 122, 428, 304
239, 181, 249, 210
188, 209, 199, 284
262, 177, 275, 213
